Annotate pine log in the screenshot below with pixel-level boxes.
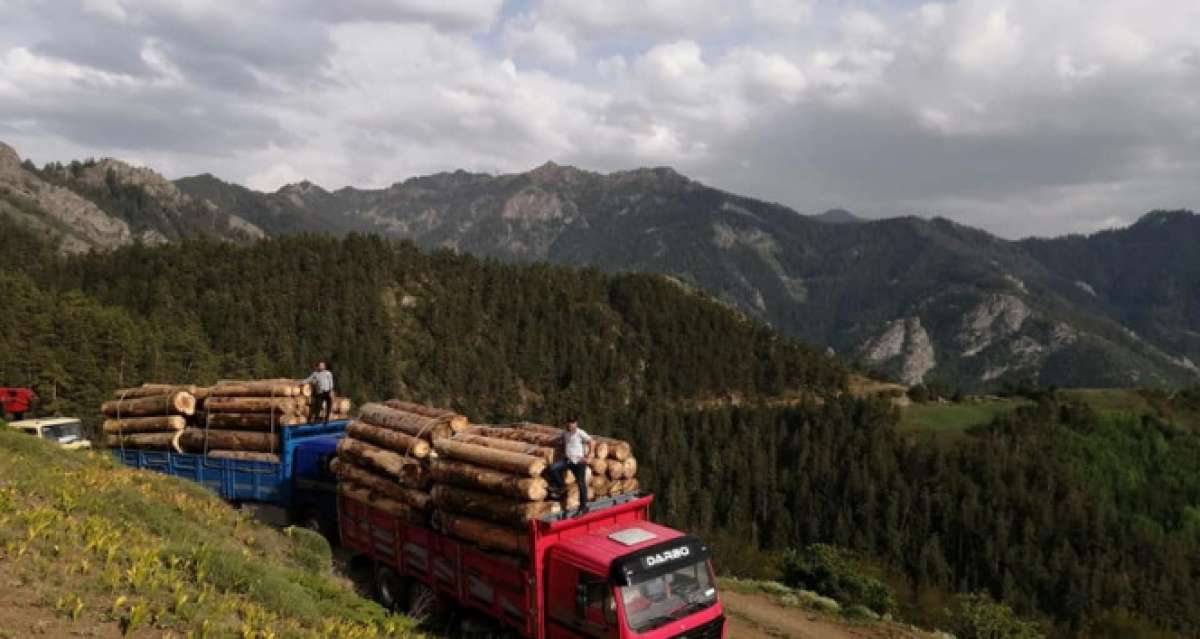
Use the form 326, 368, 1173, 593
597, 437, 632, 461
514, 422, 562, 435
196, 412, 305, 430
337, 437, 429, 488
332, 397, 352, 413
347, 421, 430, 458
433, 439, 546, 477
179, 429, 280, 453
431, 485, 559, 527
330, 459, 432, 510
338, 482, 415, 519
588, 457, 608, 475
209, 381, 303, 397
589, 475, 611, 496
104, 431, 183, 453
429, 459, 548, 501
205, 397, 304, 414
205, 450, 281, 463
606, 459, 627, 480
592, 440, 610, 461
111, 384, 198, 400
102, 415, 186, 435
619, 478, 640, 494
383, 400, 469, 432
471, 426, 561, 447
452, 433, 555, 464
434, 511, 529, 556
101, 392, 195, 417
360, 403, 456, 441
623, 457, 638, 479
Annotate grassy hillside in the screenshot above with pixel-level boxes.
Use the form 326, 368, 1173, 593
897, 398, 1032, 438
0, 429, 417, 638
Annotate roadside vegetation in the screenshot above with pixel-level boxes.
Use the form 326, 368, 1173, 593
0, 429, 418, 638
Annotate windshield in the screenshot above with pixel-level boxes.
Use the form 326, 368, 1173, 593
620, 559, 717, 633
42, 422, 82, 442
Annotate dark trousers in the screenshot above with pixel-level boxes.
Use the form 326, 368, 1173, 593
310, 391, 332, 424
548, 459, 588, 506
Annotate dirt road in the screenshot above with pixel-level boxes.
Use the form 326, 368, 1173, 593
721, 590, 930, 639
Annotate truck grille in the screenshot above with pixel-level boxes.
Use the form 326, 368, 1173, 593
671, 614, 724, 639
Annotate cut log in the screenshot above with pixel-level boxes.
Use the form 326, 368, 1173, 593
101, 391, 196, 418
596, 437, 632, 461
470, 426, 562, 448
112, 384, 198, 400
195, 413, 305, 430
433, 511, 529, 556
606, 459, 627, 480
623, 457, 638, 479
360, 403, 456, 441
338, 482, 415, 520
102, 415, 186, 435
330, 459, 432, 510
619, 478, 640, 494
209, 381, 303, 397
205, 397, 304, 414
431, 485, 559, 527
383, 400, 469, 432
592, 440, 610, 461
104, 431, 183, 453
588, 457, 608, 475
452, 434, 555, 464
205, 450, 281, 463
589, 475, 611, 496
433, 439, 546, 477
514, 422, 562, 435
333, 397, 352, 414
347, 421, 430, 458
179, 429, 280, 453
429, 459, 548, 501
337, 438, 429, 489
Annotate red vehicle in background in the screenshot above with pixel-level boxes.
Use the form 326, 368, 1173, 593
340, 492, 726, 639
0, 388, 36, 420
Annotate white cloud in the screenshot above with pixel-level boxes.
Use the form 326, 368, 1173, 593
502, 13, 579, 67
1, 0, 1199, 238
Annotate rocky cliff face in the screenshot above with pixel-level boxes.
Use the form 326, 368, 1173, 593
0, 142, 133, 253
0, 142, 263, 252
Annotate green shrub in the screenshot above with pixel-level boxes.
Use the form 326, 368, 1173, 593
285, 526, 332, 574
782, 544, 895, 615
951, 593, 1042, 639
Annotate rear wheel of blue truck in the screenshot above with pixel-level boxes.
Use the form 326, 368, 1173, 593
374, 564, 410, 612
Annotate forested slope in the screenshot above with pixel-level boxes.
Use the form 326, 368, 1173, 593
4, 221, 1200, 637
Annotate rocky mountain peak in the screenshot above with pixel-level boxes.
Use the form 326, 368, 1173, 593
527, 161, 587, 185
0, 141, 20, 173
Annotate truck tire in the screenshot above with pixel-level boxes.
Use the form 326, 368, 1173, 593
298, 508, 333, 543
374, 564, 410, 613
407, 581, 436, 622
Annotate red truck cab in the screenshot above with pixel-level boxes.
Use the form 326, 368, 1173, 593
0, 388, 37, 420
340, 493, 726, 639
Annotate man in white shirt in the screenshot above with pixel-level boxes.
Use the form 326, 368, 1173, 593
548, 417, 592, 513
301, 361, 334, 424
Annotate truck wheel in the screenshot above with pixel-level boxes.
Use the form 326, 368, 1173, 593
374, 564, 410, 612
299, 509, 332, 542
407, 582, 436, 622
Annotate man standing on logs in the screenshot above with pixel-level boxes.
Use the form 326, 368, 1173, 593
302, 361, 335, 424
548, 417, 592, 514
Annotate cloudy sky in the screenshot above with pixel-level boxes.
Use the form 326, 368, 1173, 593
1, 0, 1197, 238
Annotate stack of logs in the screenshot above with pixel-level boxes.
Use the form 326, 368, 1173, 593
102, 379, 352, 461
333, 401, 638, 560
101, 384, 199, 452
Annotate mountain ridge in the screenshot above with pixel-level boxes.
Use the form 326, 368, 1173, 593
3, 140, 1196, 390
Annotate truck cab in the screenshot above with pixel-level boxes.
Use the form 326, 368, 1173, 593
544, 521, 724, 639
9, 417, 92, 450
